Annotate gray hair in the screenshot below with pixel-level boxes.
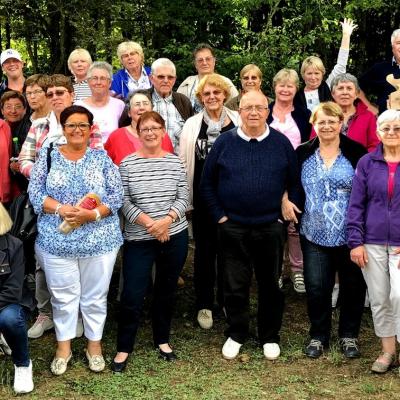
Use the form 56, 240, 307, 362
87, 61, 113, 81
330, 73, 360, 93
377, 109, 400, 126
391, 29, 400, 45
151, 58, 176, 76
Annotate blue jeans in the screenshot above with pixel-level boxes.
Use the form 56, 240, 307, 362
300, 236, 366, 345
0, 304, 30, 366
117, 229, 188, 353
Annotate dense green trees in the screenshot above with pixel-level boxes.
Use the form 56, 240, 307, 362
0, 0, 399, 94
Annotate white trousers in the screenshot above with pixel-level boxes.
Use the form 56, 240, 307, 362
35, 245, 118, 341
363, 244, 400, 340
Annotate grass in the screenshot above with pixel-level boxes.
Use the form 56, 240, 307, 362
2, 250, 400, 399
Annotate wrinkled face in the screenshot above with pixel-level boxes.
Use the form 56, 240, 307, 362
331, 81, 358, 108
1, 58, 24, 80
392, 35, 400, 64
121, 50, 142, 72
87, 68, 111, 96
303, 67, 323, 91
239, 91, 269, 133
46, 86, 74, 114
274, 80, 297, 103
63, 113, 92, 148
378, 120, 400, 148
2, 98, 25, 123
194, 49, 215, 75
137, 117, 165, 150
129, 93, 152, 123
26, 84, 47, 111
241, 70, 262, 92
313, 110, 342, 142
200, 84, 226, 113
150, 66, 176, 98
70, 58, 91, 80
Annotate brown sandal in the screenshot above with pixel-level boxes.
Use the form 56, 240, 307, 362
371, 352, 397, 373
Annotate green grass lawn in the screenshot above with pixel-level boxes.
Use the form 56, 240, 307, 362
2, 255, 400, 399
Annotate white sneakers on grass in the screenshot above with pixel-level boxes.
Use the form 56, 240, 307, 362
197, 309, 213, 329
263, 343, 280, 360
222, 337, 281, 360
14, 360, 34, 394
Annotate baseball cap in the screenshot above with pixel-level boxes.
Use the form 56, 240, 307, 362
0, 49, 22, 65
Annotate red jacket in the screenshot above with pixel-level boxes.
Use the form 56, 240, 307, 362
311, 99, 379, 152
0, 120, 11, 203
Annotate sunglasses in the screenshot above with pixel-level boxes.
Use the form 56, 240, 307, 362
46, 89, 70, 99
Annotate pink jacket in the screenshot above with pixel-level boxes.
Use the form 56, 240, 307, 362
0, 120, 11, 203
311, 99, 379, 152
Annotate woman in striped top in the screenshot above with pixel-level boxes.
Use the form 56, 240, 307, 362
112, 111, 189, 372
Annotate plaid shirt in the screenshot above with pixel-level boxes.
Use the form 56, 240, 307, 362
19, 112, 103, 178
152, 91, 185, 153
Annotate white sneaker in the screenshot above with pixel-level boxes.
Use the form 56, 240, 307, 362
76, 318, 84, 338
222, 337, 242, 360
263, 343, 280, 360
14, 360, 34, 393
28, 315, 54, 339
292, 272, 306, 294
0, 333, 12, 355
197, 309, 213, 329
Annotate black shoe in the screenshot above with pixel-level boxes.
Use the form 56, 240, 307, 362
111, 356, 128, 373
339, 338, 360, 358
305, 339, 324, 358
159, 348, 177, 362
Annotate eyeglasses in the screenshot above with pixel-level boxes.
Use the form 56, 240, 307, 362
46, 89, 69, 98
195, 57, 214, 64
64, 122, 91, 131
202, 90, 223, 97
154, 75, 175, 81
131, 101, 151, 108
242, 76, 260, 81
26, 89, 44, 97
3, 104, 24, 111
88, 76, 110, 82
139, 126, 163, 134
240, 105, 268, 113
379, 126, 400, 135
316, 120, 340, 127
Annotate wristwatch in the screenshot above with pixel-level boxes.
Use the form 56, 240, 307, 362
94, 208, 101, 222
167, 212, 177, 223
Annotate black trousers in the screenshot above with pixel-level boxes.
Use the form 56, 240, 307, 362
218, 219, 285, 344
192, 207, 223, 311
300, 235, 366, 345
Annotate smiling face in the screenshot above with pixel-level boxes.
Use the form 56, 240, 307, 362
63, 113, 92, 149
46, 86, 74, 115
194, 49, 216, 76
303, 67, 323, 91
1, 57, 24, 80
378, 120, 400, 149
392, 34, 400, 64
332, 81, 358, 108
239, 91, 269, 135
128, 93, 153, 124
274, 80, 297, 103
26, 84, 47, 111
313, 110, 342, 143
70, 58, 90, 81
87, 68, 111, 97
150, 66, 176, 98
137, 117, 166, 151
2, 98, 25, 123
241, 69, 262, 92
200, 83, 226, 114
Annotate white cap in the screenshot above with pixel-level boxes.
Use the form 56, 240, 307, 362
0, 49, 22, 65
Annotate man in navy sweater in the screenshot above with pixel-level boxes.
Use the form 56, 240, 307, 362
200, 91, 301, 360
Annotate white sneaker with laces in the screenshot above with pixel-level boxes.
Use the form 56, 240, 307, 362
197, 309, 213, 329
0, 333, 12, 355
292, 272, 306, 294
28, 315, 54, 339
263, 343, 280, 360
14, 360, 34, 394
222, 337, 242, 360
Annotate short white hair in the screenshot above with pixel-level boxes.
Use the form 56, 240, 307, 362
377, 109, 400, 126
151, 58, 176, 76
391, 29, 400, 44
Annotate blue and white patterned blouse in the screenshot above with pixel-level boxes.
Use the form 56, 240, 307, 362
300, 149, 355, 247
29, 147, 123, 258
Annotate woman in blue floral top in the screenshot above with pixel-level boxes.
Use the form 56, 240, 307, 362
294, 102, 366, 360
29, 105, 123, 375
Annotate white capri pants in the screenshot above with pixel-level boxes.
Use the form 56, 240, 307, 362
35, 245, 119, 341
363, 244, 400, 340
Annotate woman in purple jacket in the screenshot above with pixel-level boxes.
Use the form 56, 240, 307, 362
347, 109, 400, 373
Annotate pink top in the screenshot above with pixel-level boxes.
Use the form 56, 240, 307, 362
0, 120, 11, 203
388, 162, 398, 200
270, 113, 301, 149
104, 127, 174, 166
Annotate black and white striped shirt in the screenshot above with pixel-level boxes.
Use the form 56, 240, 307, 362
73, 79, 92, 102
119, 153, 189, 241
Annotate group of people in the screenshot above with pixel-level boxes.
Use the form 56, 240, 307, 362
0, 19, 400, 395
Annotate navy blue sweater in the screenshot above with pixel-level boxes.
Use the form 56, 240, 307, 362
200, 127, 301, 225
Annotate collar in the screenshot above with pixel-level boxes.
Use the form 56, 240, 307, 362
125, 67, 148, 81
152, 90, 173, 103
237, 125, 270, 142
